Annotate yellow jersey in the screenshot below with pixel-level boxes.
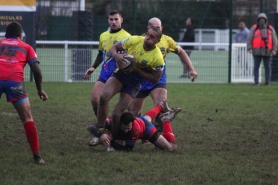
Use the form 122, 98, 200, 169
98, 29, 130, 62
120, 36, 164, 72
157, 34, 180, 58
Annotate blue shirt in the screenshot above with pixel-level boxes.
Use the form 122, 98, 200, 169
233, 28, 249, 43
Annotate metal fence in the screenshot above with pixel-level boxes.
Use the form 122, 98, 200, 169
23, 41, 261, 84
35, 0, 277, 41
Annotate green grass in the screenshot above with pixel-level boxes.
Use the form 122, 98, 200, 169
0, 83, 278, 184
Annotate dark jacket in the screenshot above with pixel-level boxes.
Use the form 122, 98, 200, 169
181, 25, 195, 50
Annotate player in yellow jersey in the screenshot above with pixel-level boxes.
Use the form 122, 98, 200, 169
84, 10, 130, 119
87, 26, 165, 143
128, 17, 198, 135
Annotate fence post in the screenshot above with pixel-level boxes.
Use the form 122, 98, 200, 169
228, 0, 233, 83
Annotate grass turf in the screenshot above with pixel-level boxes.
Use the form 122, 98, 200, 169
0, 82, 277, 184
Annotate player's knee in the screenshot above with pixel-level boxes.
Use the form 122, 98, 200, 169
99, 94, 109, 105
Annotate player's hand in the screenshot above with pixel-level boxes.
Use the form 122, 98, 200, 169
38, 90, 48, 101
248, 49, 252, 54
188, 69, 198, 82
114, 54, 127, 65
100, 133, 112, 146
84, 67, 95, 79
271, 50, 276, 56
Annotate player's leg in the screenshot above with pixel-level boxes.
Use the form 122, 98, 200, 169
12, 99, 45, 164
150, 87, 167, 106
89, 77, 122, 139
143, 100, 170, 122
127, 97, 146, 116
111, 92, 134, 138
91, 80, 105, 117
153, 108, 182, 152
149, 86, 168, 131
143, 119, 177, 152
4, 81, 45, 164
97, 77, 122, 128
153, 135, 177, 152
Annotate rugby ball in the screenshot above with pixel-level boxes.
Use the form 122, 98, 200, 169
117, 55, 136, 71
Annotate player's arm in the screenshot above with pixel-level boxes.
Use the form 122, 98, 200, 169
133, 67, 163, 84
110, 140, 134, 152
92, 52, 103, 69
175, 47, 198, 82
30, 61, 48, 101
110, 42, 126, 62
84, 51, 103, 78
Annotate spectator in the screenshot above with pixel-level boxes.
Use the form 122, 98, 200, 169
233, 21, 249, 43
247, 13, 278, 86
180, 17, 195, 77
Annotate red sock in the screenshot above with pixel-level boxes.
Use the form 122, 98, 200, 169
145, 104, 163, 121
162, 121, 175, 142
24, 121, 40, 155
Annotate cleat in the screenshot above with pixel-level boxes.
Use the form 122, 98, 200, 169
159, 107, 182, 122
88, 136, 100, 146
107, 146, 116, 152
159, 101, 171, 113
87, 124, 104, 138
34, 154, 46, 165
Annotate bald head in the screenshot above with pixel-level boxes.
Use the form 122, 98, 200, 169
148, 17, 162, 31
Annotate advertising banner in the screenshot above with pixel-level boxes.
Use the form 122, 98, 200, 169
0, 0, 36, 48
0, 0, 36, 12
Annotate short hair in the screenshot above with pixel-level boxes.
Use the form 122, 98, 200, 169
188, 17, 194, 25
148, 26, 162, 39
6, 21, 22, 38
109, 10, 122, 17
120, 112, 135, 126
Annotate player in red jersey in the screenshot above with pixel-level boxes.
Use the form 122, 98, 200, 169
88, 101, 181, 152
0, 22, 48, 164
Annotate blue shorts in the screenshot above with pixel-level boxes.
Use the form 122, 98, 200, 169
97, 76, 106, 83
0, 80, 28, 102
99, 58, 117, 82
112, 70, 142, 98
136, 83, 167, 98
138, 116, 157, 139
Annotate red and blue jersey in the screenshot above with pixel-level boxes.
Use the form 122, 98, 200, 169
0, 38, 38, 82
105, 116, 157, 147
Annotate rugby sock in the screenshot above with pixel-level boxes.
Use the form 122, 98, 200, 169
145, 104, 163, 120
162, 121, 175, 142
24, 121, 40, 155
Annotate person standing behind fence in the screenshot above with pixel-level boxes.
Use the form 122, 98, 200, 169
0, 21, 48, 164
247, 13, 278, 86
233, 21, 249, 43
84, 10, 130, 118
180, 17, 195, 78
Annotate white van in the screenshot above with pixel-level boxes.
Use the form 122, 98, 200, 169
0, 31, 26, 41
